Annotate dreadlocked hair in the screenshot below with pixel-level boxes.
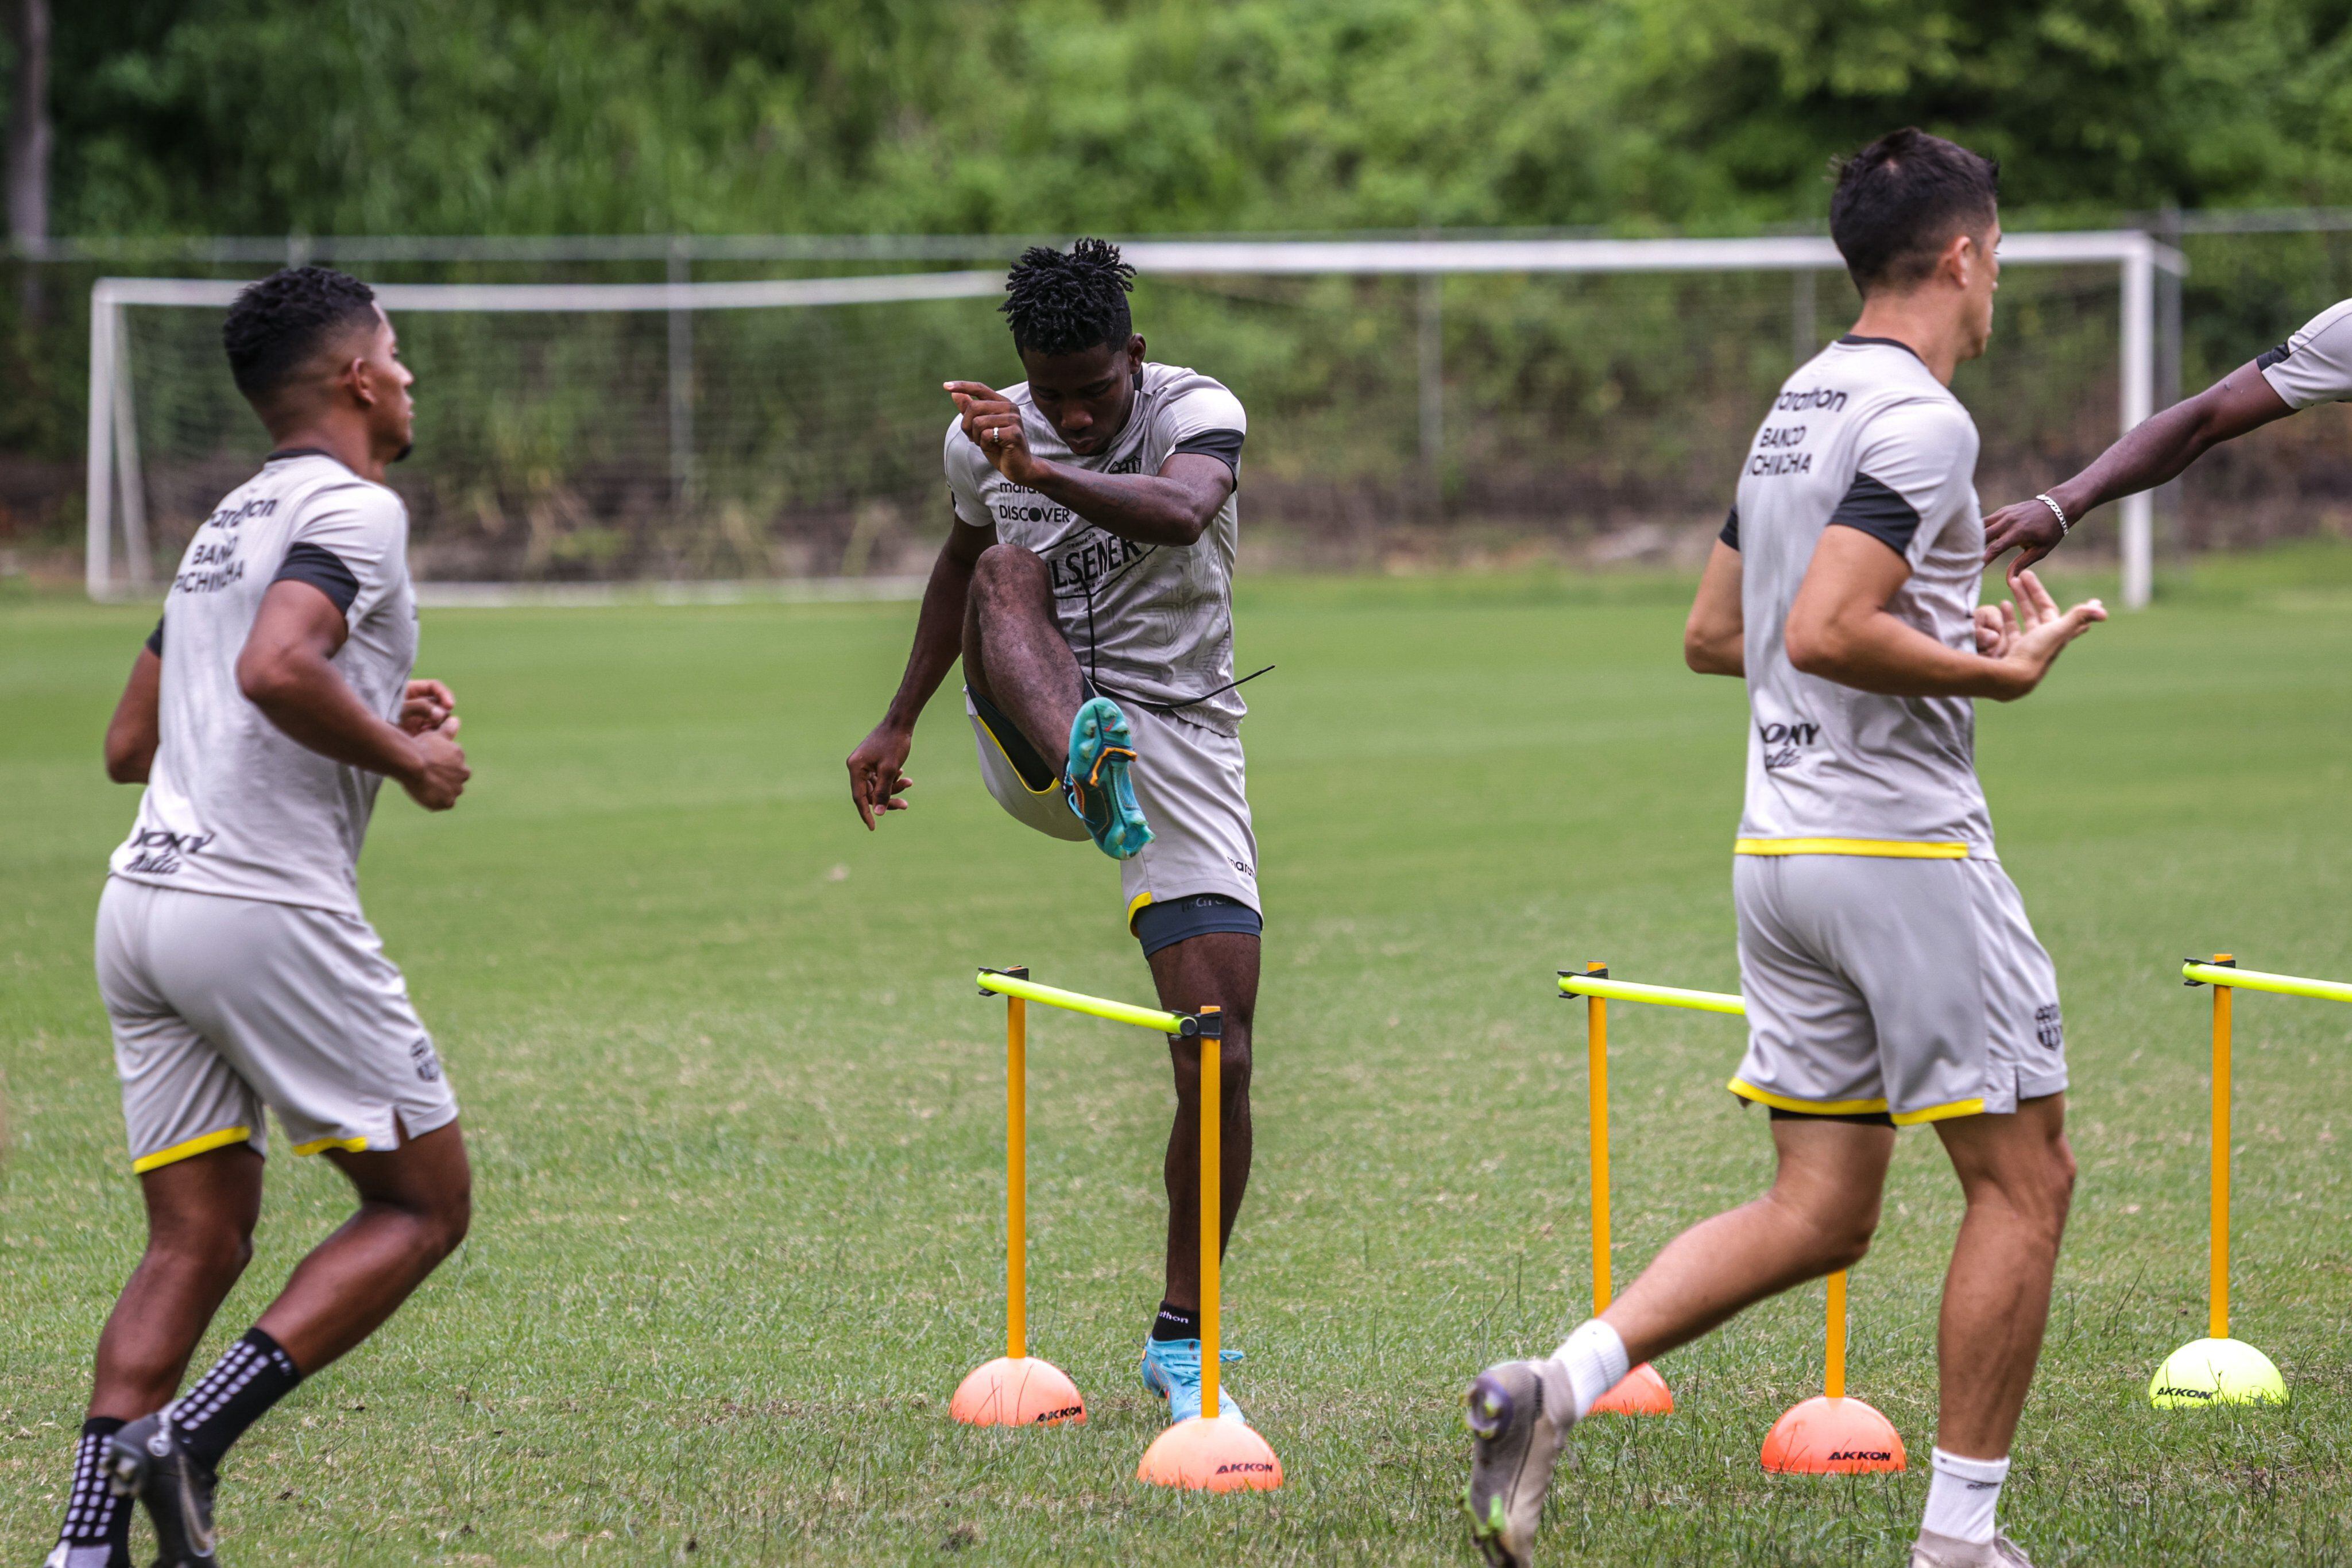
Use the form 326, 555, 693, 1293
222, 266, 380, 402
1000, 238, 1135, 357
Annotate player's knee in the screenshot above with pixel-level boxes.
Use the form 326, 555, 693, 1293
145, 1219, 254, 1290
972, 544, 1048, 605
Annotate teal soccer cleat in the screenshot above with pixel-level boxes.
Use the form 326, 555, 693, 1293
1065, 696, 1153, 860
1139, 1338, 1245, 1426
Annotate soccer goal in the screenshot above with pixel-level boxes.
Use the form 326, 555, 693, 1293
86, 231, 2181, 605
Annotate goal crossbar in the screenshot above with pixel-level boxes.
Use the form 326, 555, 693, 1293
86, 232, 2183, 603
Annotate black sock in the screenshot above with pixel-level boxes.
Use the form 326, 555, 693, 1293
171, 1328, 303, 1469
1150, 1300, 1200, 1342
54, 1416, 132, 1568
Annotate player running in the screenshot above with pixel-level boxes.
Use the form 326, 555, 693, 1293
845, 239, 1264, 1427
1461, 131, 2105, 1568
1982, 291, 2352, 578
49, 266, 472, 1568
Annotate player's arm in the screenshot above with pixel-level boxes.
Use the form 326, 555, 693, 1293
947, 382, 1233, 545
235, 580, 469, 808
104, 634, 163, 783
1983, 357, 2291, 582
1786, 529, 2103, 702
846, 513, 995, 829
1684, 536, 1744, 676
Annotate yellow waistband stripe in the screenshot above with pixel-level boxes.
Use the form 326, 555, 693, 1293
1735, 837, 1969, 860
131, 1125, 253, 1174
1890, 1098, 1988, 1127
1726, 1080, 1890, 1116
1127, 891, 1155, 932
292, 1134, 373, 1158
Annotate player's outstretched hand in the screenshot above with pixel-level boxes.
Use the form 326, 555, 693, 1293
846, 721, 916, 830
945, 381, 1039, 482
402, 714, 469, 810
1986, 570, 2104, 700
399, 678, 455, 734
1983, 497, 2068, 586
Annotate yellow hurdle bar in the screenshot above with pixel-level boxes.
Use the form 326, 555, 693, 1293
979, 969, 1192, 1036
1559, 973, 1747, 1016
2181, 961, 2352, 1006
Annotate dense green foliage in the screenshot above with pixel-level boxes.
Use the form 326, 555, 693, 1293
20, 0, 2352, 238
7, 552, 2352, 1562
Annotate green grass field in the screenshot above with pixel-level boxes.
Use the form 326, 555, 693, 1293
7, 548, 2352, 1566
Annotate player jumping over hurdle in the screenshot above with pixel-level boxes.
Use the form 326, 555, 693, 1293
846, 239, 1266, 1429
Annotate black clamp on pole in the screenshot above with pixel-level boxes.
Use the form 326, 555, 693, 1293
2183, 956, 2237, 988
1177, 1007, 1220, 1040
1556, 964, 1607, 997
978, 963, 1030, 996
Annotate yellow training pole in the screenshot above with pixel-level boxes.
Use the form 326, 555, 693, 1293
1007, 989, 1027, 1362
2211, 954, 2233, 1343
1588, 961, 1612, 1313
1199, 1007, 1223, 1420
1825, 1271, 1847, 1400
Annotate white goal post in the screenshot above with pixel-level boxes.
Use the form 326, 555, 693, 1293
87, 231, 2182, 605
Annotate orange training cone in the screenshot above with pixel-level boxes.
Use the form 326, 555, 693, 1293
950, 1356, 1086, 1427
1137, 1416, 1283, 1490
1760, 1395, 1905, 1473
1588, 1361, 1675, 1417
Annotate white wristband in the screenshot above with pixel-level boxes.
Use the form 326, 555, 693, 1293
2034, 493, 2071, 537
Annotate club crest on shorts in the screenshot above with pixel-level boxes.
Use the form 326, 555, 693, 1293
409, 1037, 442, 1082
2034, 1003, 2063, 1050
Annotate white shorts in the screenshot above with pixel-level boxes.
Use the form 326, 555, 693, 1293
95, 877, 459, 1172
1730, 853, 2066, 1126
965, 685, 1260, 932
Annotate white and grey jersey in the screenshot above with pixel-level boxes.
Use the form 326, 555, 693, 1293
1724, 337, 1996, 857
111, 451, 419, 916
2258, 299, 2352, 410
945, 362, 1250, 736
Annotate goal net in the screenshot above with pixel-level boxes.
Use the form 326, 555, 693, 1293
86, 233, 2177, 606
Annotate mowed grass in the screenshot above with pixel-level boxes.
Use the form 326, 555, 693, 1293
6, 548, 2352, 1566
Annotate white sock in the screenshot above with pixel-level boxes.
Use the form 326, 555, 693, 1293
1548, 1319, 1630, 1421
1921, 1447, 2009, 1544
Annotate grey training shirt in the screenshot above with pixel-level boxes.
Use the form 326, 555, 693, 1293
1726, 338, 1997, 858
945, 362, 1249, 736
111, 452, 419, 915
2258, 299, 2352, 409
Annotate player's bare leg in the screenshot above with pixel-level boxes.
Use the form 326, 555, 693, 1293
1136, 930, 1258, 1422
1602, 1116, 1893, 1362
1929, 1097, 2072, 1455
88, 1148, 266, 1422
105, 1123, 470, 1565
1464, 1118, 1891, 1566
962, 544, 1085, 759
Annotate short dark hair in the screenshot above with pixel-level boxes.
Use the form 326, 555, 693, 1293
1829, 129, 2001, 295
1000, 238, 1135, 357
222, 265, 380, 402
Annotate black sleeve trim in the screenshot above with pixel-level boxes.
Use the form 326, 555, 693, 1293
1171, 428, 1245, 479
1719, 506, 1739, 550
1825, 472, 1921, 555
2256, 342, 2291, 371
272, 542, 361, 614
145, 617, 164, 656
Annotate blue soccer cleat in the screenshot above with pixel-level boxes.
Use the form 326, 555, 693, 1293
1065, 696, 1152, 861
1139, 1337, 1245, 1426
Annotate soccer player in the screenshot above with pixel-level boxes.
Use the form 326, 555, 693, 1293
1982, 294, 2352, 578
49, 266, 473, 1568
1461, 131, 2106, 1568
845, 239, 1263, 1426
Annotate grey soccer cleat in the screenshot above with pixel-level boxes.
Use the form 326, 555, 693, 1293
1462, 1359, 1576, 1568
106, 1412, 218, 1564
1910, 1531, 2034, 1567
